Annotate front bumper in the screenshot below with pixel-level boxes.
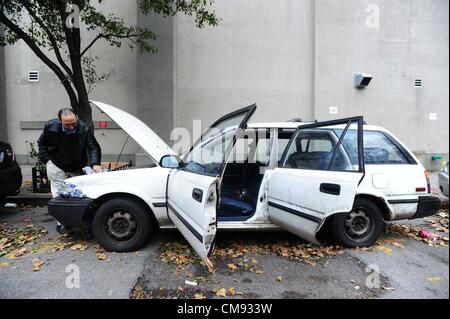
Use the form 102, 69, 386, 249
411, 196, 442, 219
47, 198, 93, 228
0, 162, 22, 197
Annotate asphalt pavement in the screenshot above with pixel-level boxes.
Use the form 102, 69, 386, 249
0, 205, 448, 299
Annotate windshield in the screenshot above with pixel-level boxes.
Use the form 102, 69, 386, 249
183, 108, 255, 176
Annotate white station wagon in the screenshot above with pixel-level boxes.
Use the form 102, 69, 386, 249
48, 101, 441, 261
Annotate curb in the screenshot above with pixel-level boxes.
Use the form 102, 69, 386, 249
2, 192, 52, 206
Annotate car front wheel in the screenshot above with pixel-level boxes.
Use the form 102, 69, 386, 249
331, 198, 383, 248
92, 197, 153, 252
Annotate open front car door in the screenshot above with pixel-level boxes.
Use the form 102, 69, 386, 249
166, 105, 257, 264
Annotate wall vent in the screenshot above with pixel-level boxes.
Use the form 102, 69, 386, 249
28, 71, 40, 82
414, 78, 423, 88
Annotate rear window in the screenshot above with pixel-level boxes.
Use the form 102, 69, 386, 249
336, 130, 410, 165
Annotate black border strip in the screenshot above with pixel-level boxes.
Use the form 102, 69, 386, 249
167, 203, 203, 243
153, 202, 167, 208
268, 201, 322, 223
388, 199, 419, 204
382, 132, 417, 165
279, 116, 365, 174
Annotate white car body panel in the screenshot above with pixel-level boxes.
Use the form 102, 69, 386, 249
66, 167, 172, 226
167, 169, 218, 260
357, 164, 428, 220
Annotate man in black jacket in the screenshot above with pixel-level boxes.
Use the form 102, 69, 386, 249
38, 108, 102, 232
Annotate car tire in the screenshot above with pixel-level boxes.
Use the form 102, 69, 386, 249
331, 198, 383, 248
92, 197, 153, 252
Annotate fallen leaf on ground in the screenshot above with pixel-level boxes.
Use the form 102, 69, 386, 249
194, 293, 206, 299
426, 276, 442, 283
13, 247, 27, 258
93, 245, 109, 260
227, 263, 238, 272
0, 262, 10, 268
96, 253, 108, 261
70, 243, 88, 251
229, 287, 236, 296
32, 258, 44, 272
382, 286, 396, 291
375, 245, 393, 256
277, 276, 284, 282
216, 288, 227, 298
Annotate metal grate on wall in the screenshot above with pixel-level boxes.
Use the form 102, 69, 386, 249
28, 71, 40, 82
414, 78, 423, 88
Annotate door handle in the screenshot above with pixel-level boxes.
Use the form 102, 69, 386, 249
192, 188, 203, 203
320, 183, 341, 196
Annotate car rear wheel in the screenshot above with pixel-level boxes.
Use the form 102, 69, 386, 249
331, 198, 383, 248
92, 197, 153, 252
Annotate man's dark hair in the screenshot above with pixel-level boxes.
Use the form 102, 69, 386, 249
58, 108, 76, 120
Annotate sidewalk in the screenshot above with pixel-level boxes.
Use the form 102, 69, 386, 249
2, 165, 51, 206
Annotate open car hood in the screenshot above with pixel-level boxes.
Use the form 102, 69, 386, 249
90, 101, 176, 165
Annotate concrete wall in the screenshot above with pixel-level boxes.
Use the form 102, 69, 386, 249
314, 0, 449, 169
2, 0, 449, 170
137, 12, 175, 144
174, 0, 316, 134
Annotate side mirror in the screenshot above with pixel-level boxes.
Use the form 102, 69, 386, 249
160, 155, 182, 169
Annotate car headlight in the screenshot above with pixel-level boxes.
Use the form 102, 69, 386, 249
58, 182, 87, 199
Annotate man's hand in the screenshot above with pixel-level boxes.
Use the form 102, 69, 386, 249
93, 165, 103, 173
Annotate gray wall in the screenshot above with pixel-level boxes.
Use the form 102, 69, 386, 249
314, 0, 449, 158
173, 0, 316, 133
2, 0, 449, 170
137, 12, 175, 143
0, 26, 6, 141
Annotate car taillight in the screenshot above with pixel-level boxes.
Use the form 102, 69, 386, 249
424, 170, 431, 194
12, 150, 15, 163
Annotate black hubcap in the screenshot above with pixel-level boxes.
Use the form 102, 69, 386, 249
344, 209, 373, 241
106, 210, 137, 240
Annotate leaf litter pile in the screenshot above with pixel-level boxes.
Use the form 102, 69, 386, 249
160, 239, 346, 271
145, 240, 348, 299
159, 210, 449, 274
0, 221, 109, 271
0, 222, 48, 259
385, 210, 449, 247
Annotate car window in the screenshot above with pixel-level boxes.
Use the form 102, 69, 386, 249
335, 130, 410, 165
184, 130, 235, 175
183, 110, 251, 176
277, 130, 295, 162
228, 129, 269, 164
280, 120, 362, 172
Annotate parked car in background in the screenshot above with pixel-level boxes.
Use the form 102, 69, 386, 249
0, 141, 22, 198
48, 102, 441, 259
438, 162, 449, 197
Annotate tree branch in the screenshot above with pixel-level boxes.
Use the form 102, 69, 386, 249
19, 0, 74, 79
81, 30, 139, 57
0, 10, 78, 106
